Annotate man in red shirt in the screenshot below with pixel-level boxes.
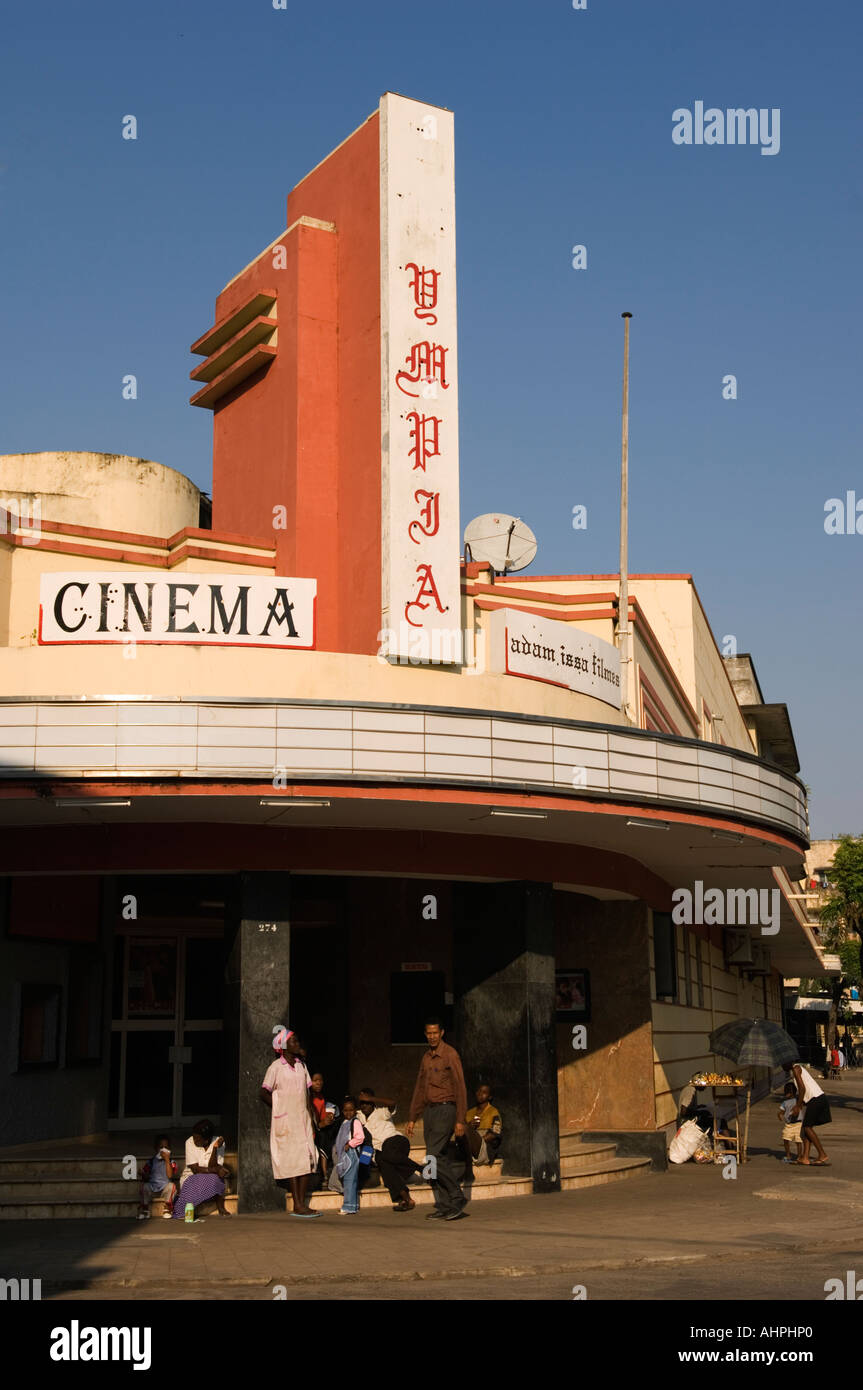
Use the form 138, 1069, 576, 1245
406, 1017, 468, 1221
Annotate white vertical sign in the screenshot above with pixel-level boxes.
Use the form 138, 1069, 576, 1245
380, 93, 461, 662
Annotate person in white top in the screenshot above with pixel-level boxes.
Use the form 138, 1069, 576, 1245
358, 1087, 422, 1212
783, 1059, 831, 1165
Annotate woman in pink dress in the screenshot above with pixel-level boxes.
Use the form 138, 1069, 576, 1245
261, 1026, 320, 1218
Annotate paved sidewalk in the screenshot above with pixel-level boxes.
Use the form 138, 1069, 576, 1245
5, 1072, 863, 1297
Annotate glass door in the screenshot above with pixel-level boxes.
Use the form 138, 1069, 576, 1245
109, 930, 222, 1129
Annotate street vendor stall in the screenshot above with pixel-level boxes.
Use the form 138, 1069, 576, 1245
690, 1071, 751, 1163
705, 1017, 801, 1166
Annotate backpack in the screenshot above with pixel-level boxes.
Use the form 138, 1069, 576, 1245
358, 1123, 375, 1166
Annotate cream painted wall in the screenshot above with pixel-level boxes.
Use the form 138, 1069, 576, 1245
632, 628, 696, 736
650, 914, 782, 1131
0, 548, 12, 648
2, 538, 784, 748
0, 642, 637, 723
3, 558, 631, 722
515, 575, 755, 757
543, 576, 698, 705
0, 453, 200, 538
689, 589, 752, 749
4, 546, 272, 647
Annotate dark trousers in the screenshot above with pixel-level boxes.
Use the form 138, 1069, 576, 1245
422, 1102, 465, 1215
376, 1135, 421, 1201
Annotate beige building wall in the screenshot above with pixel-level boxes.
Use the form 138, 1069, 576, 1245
513, 574, 755, 756
651, 912, 783, 1130
0, 453, 201, 537
688, 589, 752, 747
1, 473, 791, 771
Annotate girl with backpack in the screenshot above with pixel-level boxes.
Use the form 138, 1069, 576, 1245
332, 1097, 372, 1214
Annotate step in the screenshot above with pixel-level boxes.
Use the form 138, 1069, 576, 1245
559, 1133, 592, 1157
0, 1177, 146, 1201
0, 1192, 238, 1220
300, 1175, 535, 1212
0, 1152, 238, 1180
405, 1139, 605, 1160
561, 1155, 651, 1191
560, 1141, 618, 1170
299, 1154, 651, 1211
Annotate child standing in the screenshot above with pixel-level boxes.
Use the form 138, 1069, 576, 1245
332, 1097, 365, 1215
779, 1082, 803, 1164
138, 1133, 177, 1219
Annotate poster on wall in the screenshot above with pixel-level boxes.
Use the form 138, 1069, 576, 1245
127, 939, 177, 1017
555, 969, 591, 1022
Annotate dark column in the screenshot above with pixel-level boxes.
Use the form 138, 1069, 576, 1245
226, 872, 292, 1213
453, 881, 560, 1192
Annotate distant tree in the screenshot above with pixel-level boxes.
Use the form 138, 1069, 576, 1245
817, 835, 863, 1045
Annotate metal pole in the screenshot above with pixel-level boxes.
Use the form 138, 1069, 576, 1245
619, 312, 633, 722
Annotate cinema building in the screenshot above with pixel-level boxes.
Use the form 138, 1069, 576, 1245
0, 94, 824, 1214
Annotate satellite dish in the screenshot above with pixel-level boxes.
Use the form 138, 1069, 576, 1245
464, 513, 537, 575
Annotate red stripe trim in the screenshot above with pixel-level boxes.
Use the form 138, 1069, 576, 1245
9, 536, 275, 570
473, 598, 617, 622
466, 582, 618, 605
639, 670, 682, 736
2, 513, 275, 554
166, 544, 275, 570
630, 599, 700, 733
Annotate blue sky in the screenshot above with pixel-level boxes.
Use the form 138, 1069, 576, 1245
1, 1, 860, 835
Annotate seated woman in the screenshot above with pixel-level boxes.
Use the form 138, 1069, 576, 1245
172, 1118, 232, 1219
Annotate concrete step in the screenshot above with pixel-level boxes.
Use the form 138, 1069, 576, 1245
0, 1198, 144, 1220
560, 1155, 651, 1191
0, 1192, 238, 1220
0, 1152, 238, 1180
303, 1175, 534, 1212
404, 1139, 606, 1164
559, 1133, 591, 1156
0, 1177, 145, 1201
560, 1141, 618, 1171
300, 1153, 651, 1212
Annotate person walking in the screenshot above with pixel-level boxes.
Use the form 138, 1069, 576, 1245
405, 1017, 468, 1221
260, 1025, 320, 1218
783, 1057, 831, 1166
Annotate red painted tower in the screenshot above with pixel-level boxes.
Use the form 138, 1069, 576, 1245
191, 94, 460, 661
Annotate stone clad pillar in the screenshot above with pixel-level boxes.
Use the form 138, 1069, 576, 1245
226, 873, 292, 1214
453, 881, 560, 1192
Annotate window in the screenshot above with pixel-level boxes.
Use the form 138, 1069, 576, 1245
653, 914, 677, 1000
682, 927, 693, 1006
390, 970, 446, 1044
18, 983, 61, 1068
66, 950, 103, 1065
694, 936, 705, 1008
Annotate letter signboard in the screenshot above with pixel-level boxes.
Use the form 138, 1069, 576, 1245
379, 94, 461, 662
488, 608, 621, 709
38, 572, 316, 648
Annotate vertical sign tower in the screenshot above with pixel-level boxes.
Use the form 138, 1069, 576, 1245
379, 95, 461, 662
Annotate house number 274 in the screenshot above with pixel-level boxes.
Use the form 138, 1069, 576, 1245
258, 922, 278, 932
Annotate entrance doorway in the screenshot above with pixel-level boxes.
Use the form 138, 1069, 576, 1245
108, 876, 229, 1130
